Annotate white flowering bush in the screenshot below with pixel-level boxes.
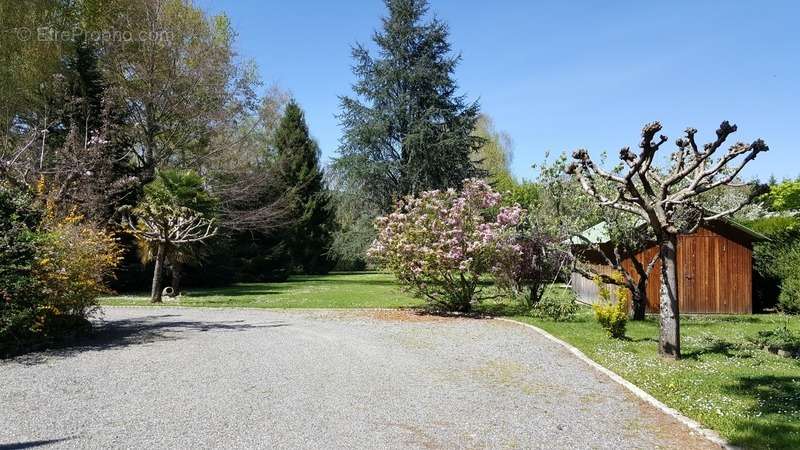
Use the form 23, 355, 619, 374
368, 179, 524, 312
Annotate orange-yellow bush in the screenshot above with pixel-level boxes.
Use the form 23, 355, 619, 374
34, 212, 122, 318
1, 181, 122, 357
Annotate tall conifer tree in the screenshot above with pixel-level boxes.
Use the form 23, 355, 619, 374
274, 101, 334, 274
333, 0, 483, 212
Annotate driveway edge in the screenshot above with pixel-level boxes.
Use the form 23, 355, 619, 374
95, 305, 734, 449
495, 317, 736, 450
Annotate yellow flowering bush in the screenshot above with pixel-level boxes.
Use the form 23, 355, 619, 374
34, 213, 122, 318
592, 272, 630, 339
1, 179, 123, 357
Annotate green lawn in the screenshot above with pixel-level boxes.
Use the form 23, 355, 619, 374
516, 309, 800, 449
99, 272, 422, 309
101, 273, 799, 448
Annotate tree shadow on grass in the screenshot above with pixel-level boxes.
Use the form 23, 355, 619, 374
8, 314, 289, 365
0, 437, 76, 449
682, 339, 743, 360
182, 277, 402, 299
682, 315, 767, 325
286, 276, 400, 287
723, 375, 800, 449
183, 284, 285, 298
625, 334, 658, 343
474, 302, 530, 317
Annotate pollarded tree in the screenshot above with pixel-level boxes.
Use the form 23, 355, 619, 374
521, 154, 652, 318
567, 121, 768, 358
121, 170, 217, 303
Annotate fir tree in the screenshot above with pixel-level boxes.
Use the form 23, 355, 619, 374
333, 0, 483, 212
274, 100, 335, 274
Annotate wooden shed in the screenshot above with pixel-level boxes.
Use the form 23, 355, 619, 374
571, 220, 767, 314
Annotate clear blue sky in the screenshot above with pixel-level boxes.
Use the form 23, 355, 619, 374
198, 0, 799, 181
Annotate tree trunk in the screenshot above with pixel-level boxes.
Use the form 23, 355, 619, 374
170, 260, 182, 296
631, 282, 647, 321
658, 234, 680, 358
527, 286, 536, 309
150, 242, 166, 303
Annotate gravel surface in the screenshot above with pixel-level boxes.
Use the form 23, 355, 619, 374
0, 307, 718, 449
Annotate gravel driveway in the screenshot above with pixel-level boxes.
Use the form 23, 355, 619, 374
1, 307, 717, 449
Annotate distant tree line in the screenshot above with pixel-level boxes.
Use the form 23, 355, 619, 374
0, 0, 338, 351
1, 0, 335, 299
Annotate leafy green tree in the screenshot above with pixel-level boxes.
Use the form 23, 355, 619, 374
98, 1, 253, 180
472, 115, 515, 188
333, 0, 483, 213
0, 187, 42, 355
1, 0, 293, 293
122, 170, 217, 302
54, 37, 138, 222
274, 101, 335, 274
764, 178, 800, 211
747, 215, 800, 311
328, 187, 379, 270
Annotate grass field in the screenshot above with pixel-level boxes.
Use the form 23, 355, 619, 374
517, 309, 800, 449
100, 273, 799, 448
99, 272, 423, 309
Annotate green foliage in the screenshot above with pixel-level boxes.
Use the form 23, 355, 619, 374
0, 188, 40, 301
746, 215, 799, 236
745, 215, 800, 311
472, 115, 514, 187
333, 0, 483, 212
531, 153, 602, 237
592, 275, 629, 338
129, 170, 219, 301
218, 234, 292, 283
749, 324, 800, 355
531, 288, 578, 321
143, 169, 217, 214
501, 181, 540, 209
763, 179, 800, 211
778, 273, 800, 314
2, 0, 296, 296
1, 186, 120, 358
0, 187, 42, 356
274, 101, 335, 274
328, 197, 375, 271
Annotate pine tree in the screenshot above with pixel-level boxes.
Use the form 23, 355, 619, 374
333, 0, 483, 212
274, 100, 335, 274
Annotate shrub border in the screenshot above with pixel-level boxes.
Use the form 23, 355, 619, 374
496, 318, 735, 450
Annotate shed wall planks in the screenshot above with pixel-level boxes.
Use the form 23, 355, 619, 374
611, 226, 753, 314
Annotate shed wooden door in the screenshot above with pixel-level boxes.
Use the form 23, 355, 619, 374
626, 226, 753, 314
677, 230, 752, 314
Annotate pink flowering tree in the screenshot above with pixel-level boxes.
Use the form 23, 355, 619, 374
368, 179, 525, 313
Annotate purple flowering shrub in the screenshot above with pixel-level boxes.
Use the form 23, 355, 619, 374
492, 230, 570, 308
368, 179, 524, 312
